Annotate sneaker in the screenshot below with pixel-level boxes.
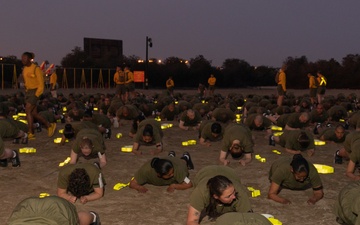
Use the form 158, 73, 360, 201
28, 133, 35, 140
12, 138, 20, 144
11, 150, 20, 167
35, 123, 42, 133
93, 162, 100, 169
181, 152, 194, 170
21, 133, 28, 144
89, 211, 101, 225
60, 115, 66, 124
269, 135, 275, 146
0, 159, 8, 167
104, 128, 111, 139
47, 123, 57, 137
313, 126, 319, 135
168, 151, 176, 157
334, 150, 343, 164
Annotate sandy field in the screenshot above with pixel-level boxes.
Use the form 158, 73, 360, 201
0, 87, 358, 225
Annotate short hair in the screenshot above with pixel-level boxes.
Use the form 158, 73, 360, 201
290, 154, 309, 175
297, 131, 310, 149
211, 122, 222, 134
67, 168, 91, 198
63, 124, 74, 139
150, 157, 174, 177
143, 124, 154, 137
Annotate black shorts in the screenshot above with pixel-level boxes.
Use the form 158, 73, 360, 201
277, 85, 285, 96
317, 86, 326, 95
25, 89, 39, 105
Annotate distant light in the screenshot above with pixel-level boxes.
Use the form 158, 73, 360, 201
149, 59, 154, 63
137, 60, 144, 63
0, 57, 3, 61
185, 60, 189, 64
158, 60, 162, 64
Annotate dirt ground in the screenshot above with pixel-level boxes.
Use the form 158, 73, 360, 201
1, 87, 358, 225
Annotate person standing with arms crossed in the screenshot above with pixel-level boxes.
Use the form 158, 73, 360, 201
21, 52, 56, 139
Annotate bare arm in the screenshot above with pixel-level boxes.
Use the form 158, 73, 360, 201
79, 187, 103, 204
57, 188, 77, 203
167, 181, 193, 192
307, 188, 324, 205
179, 120, 189, 130
129, 178, 148, 193
199, 137, 211, 146
186, 205, 201, 225
132, 142, 141, 156
284, 124, 299, 131
219, 150, 230, 165
98, 153, 107, 168
267, 182, 291, 204
346, 160, 360, 180
285, 148, 302, 155
69, 150, 78, 165
239, 153, 252, 166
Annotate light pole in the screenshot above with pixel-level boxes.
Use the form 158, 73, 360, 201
145, 36, 152, 89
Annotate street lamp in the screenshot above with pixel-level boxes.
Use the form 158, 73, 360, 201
145, 36, 152, 89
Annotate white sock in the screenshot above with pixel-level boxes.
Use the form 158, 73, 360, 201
89, 211, 97, 223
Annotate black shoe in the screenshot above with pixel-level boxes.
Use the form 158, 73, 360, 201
12, 138, 20, 144
90, 211, 101, 225
11, 150, 20, 167
181, 152, 194, 170
334, 150, 343, 164
0, 159, 8, 167
168, 151, 176, 157
269, 135, 275, 146
21, 134, 28, 144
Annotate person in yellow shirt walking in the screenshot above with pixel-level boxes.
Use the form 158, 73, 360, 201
113, 65, 126, 102
207, 74, 216, 96
307, 72, 317, 105
49, 69, 58, 98
316, 71, 327, 104
21, 52, 56, 139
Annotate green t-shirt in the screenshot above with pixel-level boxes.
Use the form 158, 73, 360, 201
245, 114, 272, 131
57, 163, 105, 193
134, 122, 163, 145
286, 113, 309, 129
200, 121, 224, 142
72, 129, 106, 159
279, 130, 315, 151
134, 157, 189, 186
0, 118, 19, 138
269, 157, 322, 190
180, 110, 202, 127
190, 165, 252, 214
221, 124, 253, 153
8, 196, 79, 225
160, 105, 179, 121
349, 133, 360, 163
212, 108, 236, 123
319, 128, 348, 143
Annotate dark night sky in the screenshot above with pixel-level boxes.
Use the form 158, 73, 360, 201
1, 1, 359, 67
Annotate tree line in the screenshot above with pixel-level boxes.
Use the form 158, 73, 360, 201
1, 47, 360, 89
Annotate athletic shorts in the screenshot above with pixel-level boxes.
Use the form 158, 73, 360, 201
25, 89, 39, 105
125, 82, 135, 92
310, 88, 317, 97
277, 85, 285, 96
317, 86, 326, 95
116, 84, 126, 95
